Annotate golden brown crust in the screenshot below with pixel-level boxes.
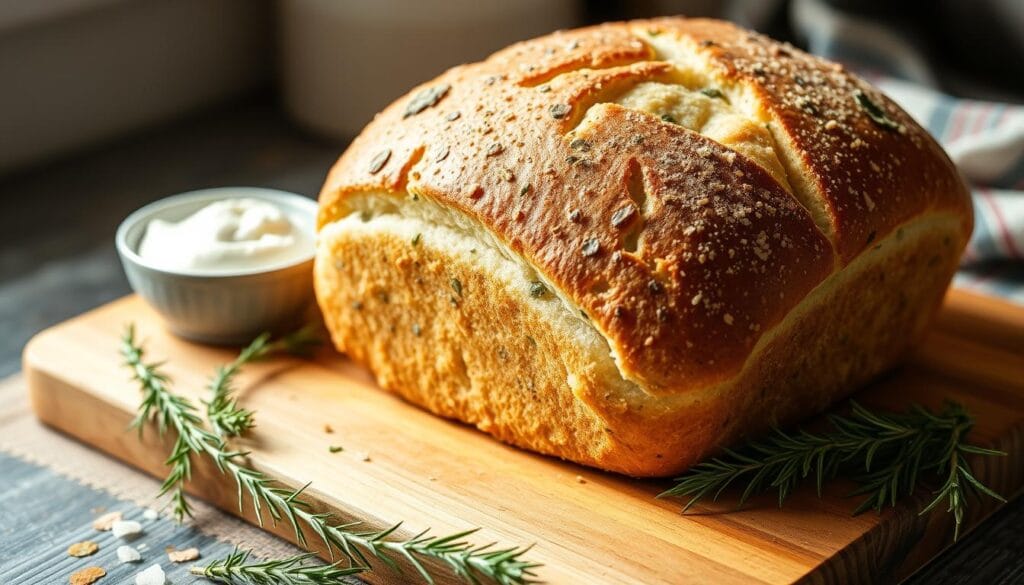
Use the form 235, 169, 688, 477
317, 18, 915, 392
316, 209, 963, 476
315, 17, 973, 474
652, 18, 972, 261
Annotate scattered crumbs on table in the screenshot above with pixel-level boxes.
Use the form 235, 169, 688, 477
68, 541, 99, 557
142, 508, 159, 521
323, 423, 334, 434
357, 452, 371, 462
134, 564, 165, 585
428, 476, 437, 482
69, 566, 106, 585
328, 445, 344, 453
167, 547, 200, 563
92, 511, 121, 531
117, 545, 141, 564
575, 475, 587, 484
111, 520, 142, 540
136, 543, 148, 552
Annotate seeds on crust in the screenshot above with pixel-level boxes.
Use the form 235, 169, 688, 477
549, 103, 571, 119
403, 84, 451, 118
529, 281, 548, 298
368, 149, 391, 174
854, 90, 900, 131
611, 206, 635, 228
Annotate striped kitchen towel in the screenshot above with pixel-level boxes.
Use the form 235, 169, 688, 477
787, 0, 1024, 303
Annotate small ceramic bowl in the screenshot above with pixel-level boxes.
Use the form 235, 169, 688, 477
116, 187, 318, 345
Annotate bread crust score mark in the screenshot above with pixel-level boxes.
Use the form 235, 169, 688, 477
315, 18, 972, 475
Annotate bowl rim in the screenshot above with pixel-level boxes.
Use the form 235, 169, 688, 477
115, 187, 319, 279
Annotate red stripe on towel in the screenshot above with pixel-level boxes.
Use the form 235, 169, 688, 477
979, 189, 1022, 259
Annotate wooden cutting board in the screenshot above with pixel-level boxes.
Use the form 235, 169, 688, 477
24, 290, 1024, 585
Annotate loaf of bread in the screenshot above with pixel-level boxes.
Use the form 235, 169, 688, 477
314, 18, 971, 476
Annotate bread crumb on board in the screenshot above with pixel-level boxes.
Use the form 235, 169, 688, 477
70, 566, 106, 585
167, 547, 200, 563
142, 509, 159, 521
68, 541, 99, 557
92, 511, 122, 531
575, 475, 587, 484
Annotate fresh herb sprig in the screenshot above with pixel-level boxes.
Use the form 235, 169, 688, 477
659, 401, 1005, 540
206, 327, 320, 438
123, 325, 319, 520
123, 325, 218, 521
122, 325, 540, 584
192, 549, 363, 585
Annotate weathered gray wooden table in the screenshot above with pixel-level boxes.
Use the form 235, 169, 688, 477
0, 95, 1020, 584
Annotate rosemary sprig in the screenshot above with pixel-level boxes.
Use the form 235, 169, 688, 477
122, 326, 540, 584
191, 549, 363, 585
206, 326, 320, 438
659, 401, 1005, 540
122, 325, 319, 520
123, 325, 216, 520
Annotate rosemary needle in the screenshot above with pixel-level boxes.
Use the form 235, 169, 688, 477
205, 326, 321, 438
659, 401, 1005, 540
122, 325, 541, 584
191, 549, 363, 585
123, 324, 319, 520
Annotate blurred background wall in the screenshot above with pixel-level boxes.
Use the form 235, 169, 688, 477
0, 0, 272, 174
0, 0, 1020, 176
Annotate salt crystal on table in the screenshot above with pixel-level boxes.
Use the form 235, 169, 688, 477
135, 564, 166, 585
117, 545, 142, 563
143, 509, 159, 521
112, 520, 143, 539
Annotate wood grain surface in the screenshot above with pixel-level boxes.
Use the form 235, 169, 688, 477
23, 290, 1024, 584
